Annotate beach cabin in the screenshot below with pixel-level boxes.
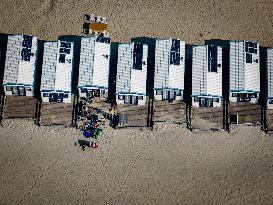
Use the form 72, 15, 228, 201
266, 48, 273, 109
2, 34, 38, 96
40, 40, 74, 103
229, 41, 260, 103
154, 38, 185, 101
78, 36, 110, 100
191, 45, 222, 107
116, 42, 148, 105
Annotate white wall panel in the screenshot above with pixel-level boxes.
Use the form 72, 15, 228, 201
130, 45, 148, 94
192, 45, 207, 96
92, 42, 110, 88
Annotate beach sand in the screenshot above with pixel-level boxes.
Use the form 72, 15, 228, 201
1, 0, 273, 204
0, 0, 273, 46
0, 120, 273, 205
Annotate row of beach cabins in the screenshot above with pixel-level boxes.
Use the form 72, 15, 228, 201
0, 33, 272, 131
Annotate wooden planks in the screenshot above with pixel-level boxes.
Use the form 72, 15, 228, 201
40, 102, 73, 126
192, 106, 223, 129
3, 95, 38, 119
117, 103, 149, 127
0, 94, 4, 121
153, 100, 185, 124
89, 98, 149, 127
267, 109, 273, 130
230, 102, 261, 124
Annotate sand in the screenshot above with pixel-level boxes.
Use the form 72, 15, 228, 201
0, 0, 273, 47
1, 1, 273, 204
0, 119, 273, 205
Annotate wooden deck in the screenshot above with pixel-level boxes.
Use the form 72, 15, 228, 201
267, 109, 273, 131
2, 95, 38, 119
192, 106, 223, 129
90, 98, 149, 127
0, 94, 4, 121
40, 102, 74, 126
153, 100, 185, 124
229, 102, 261, 125
117, 104, 149, 127
90, 98, 186, 127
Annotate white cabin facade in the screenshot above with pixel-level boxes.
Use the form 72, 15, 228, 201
78, 36, 110, 100
116, 42, 148, 105
229, 41, 260, 103
40, 40, 74, 103
154, 38, 185, 101
192, 45, 222, 107
267, 48, 273, 109
3, 34, 38, 96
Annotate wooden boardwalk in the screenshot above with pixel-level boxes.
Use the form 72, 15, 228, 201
2, 95, 38, 119
40, 102, 73, 126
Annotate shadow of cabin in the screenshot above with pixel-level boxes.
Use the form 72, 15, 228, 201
108, 42, 119, 102
0, 33, 8, 122
260, 46, 273, 131
33, 39, 45, 123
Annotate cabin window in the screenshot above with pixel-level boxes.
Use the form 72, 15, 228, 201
207, 98, 213, 107
245, 42, 257, 54
156, 90, 163, 95
6, 86, 12, 91
59, 54, 66, 63
213, 98, 220, 103
170, 39, 180, 65
208, 45, 218, 72
230, 115, 238, 124
246, 53, 252, 63
118, 95, 124, 100
176, 90, 181, 96
133, 43, 143, 70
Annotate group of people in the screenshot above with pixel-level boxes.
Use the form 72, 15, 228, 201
75, 98, 121, 150
82, 118, 105, 139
